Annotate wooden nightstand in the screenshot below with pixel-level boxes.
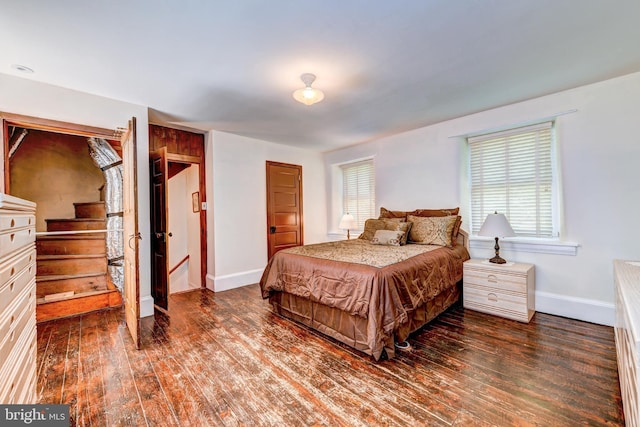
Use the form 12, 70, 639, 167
463, 259, 535, 322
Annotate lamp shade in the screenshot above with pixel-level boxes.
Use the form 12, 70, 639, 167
292, 73, 325, 106
339, 213, 357, 230
478, 212, 515, 238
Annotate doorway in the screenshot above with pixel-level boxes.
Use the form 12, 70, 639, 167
148, 125, 206, 311
1, 112, 141, 347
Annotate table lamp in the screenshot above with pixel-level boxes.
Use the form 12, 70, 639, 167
339, 213, 358, 240
478, 211, 515, 264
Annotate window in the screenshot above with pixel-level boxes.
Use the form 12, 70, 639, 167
341, 159, 375, 230
469, 122, 556, 238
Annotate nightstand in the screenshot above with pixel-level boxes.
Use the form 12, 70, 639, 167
463, 259, 535, 322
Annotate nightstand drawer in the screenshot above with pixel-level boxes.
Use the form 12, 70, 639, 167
464, 269, 527, 294
464, 285, 529, 322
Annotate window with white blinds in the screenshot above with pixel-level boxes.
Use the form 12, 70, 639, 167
469, 122, 556, 238
341, 159, 375, 230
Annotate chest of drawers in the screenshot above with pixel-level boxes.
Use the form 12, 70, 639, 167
463, 258, 535, 323
0, 193, 37, 404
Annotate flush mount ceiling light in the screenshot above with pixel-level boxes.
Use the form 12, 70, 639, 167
292, 73, 325, 106
11, 64, 34, 74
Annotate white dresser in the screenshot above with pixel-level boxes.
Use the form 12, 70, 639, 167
615, 259, 640, 427
463, 259, 535, 323
0, 193, 37, 404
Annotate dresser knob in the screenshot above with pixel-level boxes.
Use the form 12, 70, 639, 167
488, 293, 498, 302
487, 274, 497, 283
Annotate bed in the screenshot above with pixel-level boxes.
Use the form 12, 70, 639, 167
259, 209, 470, 360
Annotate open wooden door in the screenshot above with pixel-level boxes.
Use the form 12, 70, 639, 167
150, 147, 168, 310
122, 117, 141, 349
266, 161, 303, 259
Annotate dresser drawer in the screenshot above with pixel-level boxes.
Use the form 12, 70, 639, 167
0, 246, 35, 288
0, 212, 35, 232
0, 317, 36, 404
0, 257, 36, 316
6, 325, 36, 404
464, 284, 529, 321
0, 227, 35, 259
464, 268, 527, 294
0, 283, 36, 366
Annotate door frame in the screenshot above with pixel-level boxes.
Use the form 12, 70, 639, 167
149, 147, 207, 310
0, 111, 141, 346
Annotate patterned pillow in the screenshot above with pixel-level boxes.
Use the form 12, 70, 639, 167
407, 215, 457, 246
378, 207, 408, 220
371, 229, 404, 246
359, 218, 410, 243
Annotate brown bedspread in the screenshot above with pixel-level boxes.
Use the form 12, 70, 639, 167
260, 239, 469, 359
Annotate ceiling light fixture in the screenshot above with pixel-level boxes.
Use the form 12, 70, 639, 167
292, 73, 325, 106
11, 64, 34, 74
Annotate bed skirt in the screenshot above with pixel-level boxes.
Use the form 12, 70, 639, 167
269, 281, 461, 360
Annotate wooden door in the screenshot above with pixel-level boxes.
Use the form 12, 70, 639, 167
150, 147, 169, 310
122, 117, 141, 349
266, 161, 303, 259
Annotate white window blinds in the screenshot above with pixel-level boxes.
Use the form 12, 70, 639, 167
469, 122, 555, 238
341, 159, 375, 230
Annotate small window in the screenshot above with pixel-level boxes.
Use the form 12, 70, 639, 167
469, 122, 557, 238
341, 159, 375, 230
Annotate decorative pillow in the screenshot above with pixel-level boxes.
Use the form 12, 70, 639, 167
451, 215, 462, 244
395, 221, 412, 246
410, 207, 460, 217
407, 215, 458, 246
378, 207, 407, 220
371, 229, 404, 246
359, 218, 410, 242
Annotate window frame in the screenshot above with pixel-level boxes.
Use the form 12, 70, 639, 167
468, 121, 559, 239
340, 158, 375, 231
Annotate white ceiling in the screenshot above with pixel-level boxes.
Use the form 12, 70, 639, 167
2, 1, 639, 151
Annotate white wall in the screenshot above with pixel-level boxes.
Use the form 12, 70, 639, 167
209, 131, 326, 291
0, 73, 155, 317
168, 164, 201, 294
324, 72, 640, 326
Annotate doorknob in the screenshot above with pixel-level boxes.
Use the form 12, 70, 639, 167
270, 226, 276, 234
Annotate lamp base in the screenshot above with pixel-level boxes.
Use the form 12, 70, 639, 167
489, 255, 507, 264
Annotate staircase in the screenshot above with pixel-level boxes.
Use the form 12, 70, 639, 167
35, 201, 122, 322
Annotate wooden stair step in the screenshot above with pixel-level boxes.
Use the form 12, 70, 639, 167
37, 254, 107, 276
46, 218, 106, 233
74, 201, 106, 219
36, 280, 122, 323
36, 235, 106, 255
36, 272, 108, 299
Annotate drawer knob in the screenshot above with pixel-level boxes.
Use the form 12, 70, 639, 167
10, 233, 15, 242
10, 219, 15, 227
487, 274, 498, 283
10, 282, 14, 291
488, 293, 498, 302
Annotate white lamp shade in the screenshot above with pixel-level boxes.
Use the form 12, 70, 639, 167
339, 213, 357, 230
292, 73, 325, 106
478, 212, 515, 238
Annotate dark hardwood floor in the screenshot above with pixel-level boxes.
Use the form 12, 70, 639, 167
36, 285, 624, 426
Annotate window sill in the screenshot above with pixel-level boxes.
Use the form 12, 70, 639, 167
469, 236, 579, 256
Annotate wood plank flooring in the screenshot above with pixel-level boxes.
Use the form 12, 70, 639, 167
36, 285, 624, 426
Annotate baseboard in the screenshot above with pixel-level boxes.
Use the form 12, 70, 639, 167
211, 268, 264, 292
535, 291, 614, 326
140, 295, 154, 318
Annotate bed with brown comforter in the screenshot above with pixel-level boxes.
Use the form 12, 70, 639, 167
259, 233, 469, 360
